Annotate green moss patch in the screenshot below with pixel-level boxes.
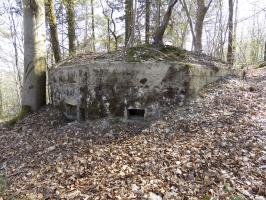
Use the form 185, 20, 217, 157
257, 61, 266, 68
126, 44, 187, 62
0, 175, 7, 196
5, 106, 32, 126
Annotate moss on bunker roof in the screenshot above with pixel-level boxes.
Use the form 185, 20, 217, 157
125, 45, 187, 62
56, 45, 229, 68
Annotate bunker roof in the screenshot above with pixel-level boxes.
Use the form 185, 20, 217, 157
56, 45, 229, 68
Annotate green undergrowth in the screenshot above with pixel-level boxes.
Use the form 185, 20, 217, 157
0, 175, 34, 200
0, 175, 7, 196
5, 106, 32, 126
257, 61, 266, 68
126, 44, 187, 62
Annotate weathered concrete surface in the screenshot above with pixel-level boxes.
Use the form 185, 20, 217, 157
50, 62, 238, 120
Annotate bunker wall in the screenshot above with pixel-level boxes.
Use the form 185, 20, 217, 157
50, 62, 237, 120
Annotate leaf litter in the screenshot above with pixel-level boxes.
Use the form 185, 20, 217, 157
0, 69, 265, 200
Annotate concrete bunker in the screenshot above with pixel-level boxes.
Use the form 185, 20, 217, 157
50, 60, 238, 121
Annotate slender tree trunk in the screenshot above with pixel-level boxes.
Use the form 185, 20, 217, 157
65, 0, 76, 55
156, 0, 161, 29
84, 5, 88, 43
101, 1, 118, 51
91, 0, 95, 52
153, 0, 178, 46
22, 0, 47, 111
195, 0, 206, 52
107, 18, 111, 52
218, 1, 224, 59
145, 0, 151, 44
0, 81, 3, 117
181, 0, 196, 49
59, 3, 65, 57
264, 42, 266, 61
180, 21, 189, 48
209, 3, 220, 56
109, 6, 119, 50
136, 16, 142, 44
127, 0, 137, 47
227, 0, 234, 64
233, 0, 238, 62
194, 0, 213, 52
7, 6, 22, 106
45, 0, 61, 63
125, 0, 133, 46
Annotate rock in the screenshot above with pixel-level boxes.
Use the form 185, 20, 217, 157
131, 184, 140, 192
259, 165, 266, 170
45, 146, 56, 153
56, 166, 63, 174
163, 192, 178, 200
65, 190, 81, 199
240, 189, 252, 198
148, 192, 163, 200
249, 86, 256, 92
255, 196, 266, 200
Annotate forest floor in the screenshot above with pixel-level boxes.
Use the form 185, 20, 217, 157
0, 68, 266, 200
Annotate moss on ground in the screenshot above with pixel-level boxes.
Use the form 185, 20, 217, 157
184, 63, 193, 70
5, 106, 32, 126
257, 61, 266, 68
0, 175, 7, 196
0, 175, 36, 200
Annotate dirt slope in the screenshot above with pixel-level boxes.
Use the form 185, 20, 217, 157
0, 69, 265, 200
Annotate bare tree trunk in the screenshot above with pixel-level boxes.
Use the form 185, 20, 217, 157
107, 18, 111, 52
153, 0, 178, 46
180, 22, 189, 48
264, 42, 266, 61
101, 0, 119, 51
45, 0, 61, 63
180, 0, 196, 49
218, 0, 228, 60
233, 0, 238, 62
84, 5, 88, 43
156, 0, 161, 29
59, 3, 65, 57
194, 3, 205, 52
110, 9, 119, 50
91, 0, 95, 52
227, 0, 234, 64
0, 80, 3, 117
250, 13, 256, 63
5, 2, 23, 107
145, 0, 151, 44
22, 0, 47, 111
125, 0, 133, 46
65, 0, 76, 55
194, 0, 213, 52
127, 0, 137, 47
209, 2, 220, 56
136, 14, 142, 44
